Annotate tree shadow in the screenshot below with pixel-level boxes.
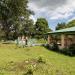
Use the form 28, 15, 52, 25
42, 44, 75, 57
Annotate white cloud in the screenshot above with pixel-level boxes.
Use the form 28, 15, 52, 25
50, 8, 73, 20
29, 0, 66, 10
50, 0, 75, 19
29, 15, 37, 23
28, 0, 75, 20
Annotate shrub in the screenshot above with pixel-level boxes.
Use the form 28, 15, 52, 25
59, 44, 75, 56
60, 48, 68, 55
37, 57, 45, 63
23, 69, 33, 75
53, 43, 59, 51
68, 44, 75, 56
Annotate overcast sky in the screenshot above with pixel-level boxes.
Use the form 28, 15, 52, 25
28, 0, 75, 30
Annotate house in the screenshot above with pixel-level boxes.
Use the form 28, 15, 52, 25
47, 26, 75, 49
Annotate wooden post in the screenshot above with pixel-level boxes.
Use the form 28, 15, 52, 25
73, 35, 75, 44
48, 35, 52, 44
61, 34, 67, 48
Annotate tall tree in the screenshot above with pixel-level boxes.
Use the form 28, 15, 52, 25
35, 18, 51, 38
19, 19, 34, 35
56, 22, 66, 30
66, 19, 75, 28
0, 0, 32, 40
56, 20, 75, 31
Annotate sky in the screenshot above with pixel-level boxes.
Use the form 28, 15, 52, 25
28, 0, 75, 31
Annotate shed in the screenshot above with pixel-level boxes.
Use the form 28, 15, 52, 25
47, 26, 75, 49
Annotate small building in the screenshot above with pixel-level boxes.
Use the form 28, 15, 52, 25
47, 26, 75, 49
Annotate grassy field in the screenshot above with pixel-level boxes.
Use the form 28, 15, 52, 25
0, 43, 75, 75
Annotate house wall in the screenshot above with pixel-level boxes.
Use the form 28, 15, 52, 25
48, 34, 75, 49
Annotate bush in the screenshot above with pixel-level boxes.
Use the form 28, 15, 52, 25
68, 44, 75, 56
37, 57, 45, 63
60, 48, 68, 55
23, 69, 33, 75
43, 44, 49, 49
59, 44, 75, 56
44, 43, 75, 56
51, 43, 59, 51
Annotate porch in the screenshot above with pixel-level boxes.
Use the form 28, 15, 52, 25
47, 26, 75, 50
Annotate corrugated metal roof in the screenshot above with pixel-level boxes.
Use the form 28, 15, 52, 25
48, 26, 75, 34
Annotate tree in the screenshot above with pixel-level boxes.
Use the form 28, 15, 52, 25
19, 19, 34, 35
35, 18, 51, 38
56, 22, 66, 30
0, 0, 32, 40
66, 19, 75, 28
56, 20, 75, 31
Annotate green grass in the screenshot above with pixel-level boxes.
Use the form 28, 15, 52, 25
0, 43, 75, 75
